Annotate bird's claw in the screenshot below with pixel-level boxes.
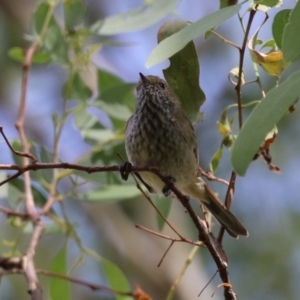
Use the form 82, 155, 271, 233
162, 176, 176, 196
119, 161, 132, 181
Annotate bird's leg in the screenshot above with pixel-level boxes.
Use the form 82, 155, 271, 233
135, 173, 154, 193
119, 162, 154, 193
162, 176, 176, 197
119, 161, 132, 181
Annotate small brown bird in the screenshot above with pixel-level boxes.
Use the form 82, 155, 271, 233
125, 73, 248, 238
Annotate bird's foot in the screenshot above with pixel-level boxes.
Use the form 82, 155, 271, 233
119, 161, 132, 181
162, 176, 176, 196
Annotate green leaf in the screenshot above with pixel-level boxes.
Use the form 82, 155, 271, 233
146, 3, 242, 67
95, 101, 132, 127
253, 0, 282, 7
153, 195, 172, 231
272, 10, 291, 50
98, 69, 124, 92
220, 0, 238, 8
0, 172, 8, 199
97, 70, 136, 111
90, 0, 180, 35
217, 110, 231, 135
231, 69, 300, 176
73, 109, 98, 131
100, 83, 135, 104
81, 128, 116, 143
34, 2, 69, 64
7, 184, 24, 209
8, 47, 51, 64
31, 145, 54, 183
101, 258, 132, 300
49, 246, 70, 300
210, 147, 223, 173
63, 0, 87, 31
24, 221, 65, 234
9, 178, 48, 208
282, 0, 300, 62
158, 19, 205, 124
80, 184, 141, 202
63, 72, 92, 101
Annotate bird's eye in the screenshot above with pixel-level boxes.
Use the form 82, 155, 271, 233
159, 82, 165, 89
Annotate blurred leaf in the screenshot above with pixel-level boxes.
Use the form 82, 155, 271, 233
158, 19, 205, 124
82, 128, 116, 143
80, 184, 141, 202
101, 258, 132, 300
91, 0, 180, 35
12, 141, 52, 185
73, 109, 99, 131
97, 69, 136, 111
34, 2, 69, 64
222, 134, 234, 148
63, 72, 92, 101
10, 178, 48, 208
100, 84, 135, 104
8, 47, 51, 64
0, 172, 8, 199
253, 0, 282, 7
146, 3, 242, 67
70, 169, 108, 185
7, 184, 24, 209
272, 9, 291, 50
49, 246, 70, 300
11, 140, 24, 166
153, 195, 172, 231
95, 101, 132, 128
90, 139, 127, 166
97, 100, 131, 121
220, 0, 238, 8
98, 85, 136, 120
7, 216, 25, 228
282, 0, 300, 62
24, 221, 65, 234
31, 145, 54, 183
210, 147, 223, 173
217, 110, 231, 135
63, 0, 87, 31
231, 69, 300, 176
98, 69, 124, 92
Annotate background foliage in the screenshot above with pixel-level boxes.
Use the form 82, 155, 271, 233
0, 0, 300, 299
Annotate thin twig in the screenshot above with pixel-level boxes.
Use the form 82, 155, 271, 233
23, 219, 44, 298
157, 241, 175, 268
0, 157, 235, 297
198, 270, 219, 297
235, 8, 257, 129
218, 8, 257, 246
209, 30, 241, 49
0, 127, 37, 162
0, 205, 28, 218
166, 245, 200, 300
135, 224, 200, 246
198, 166, 229, 186
37, 269, 134, 296
134, 182, 185, 240
0, 269, 134, 297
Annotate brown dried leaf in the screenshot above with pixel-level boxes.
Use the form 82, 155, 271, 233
133, 285, 152, 300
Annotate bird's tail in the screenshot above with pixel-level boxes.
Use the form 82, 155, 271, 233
184, 179, 248, 238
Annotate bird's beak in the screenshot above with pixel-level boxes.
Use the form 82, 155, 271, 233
139, 73, 149, 85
